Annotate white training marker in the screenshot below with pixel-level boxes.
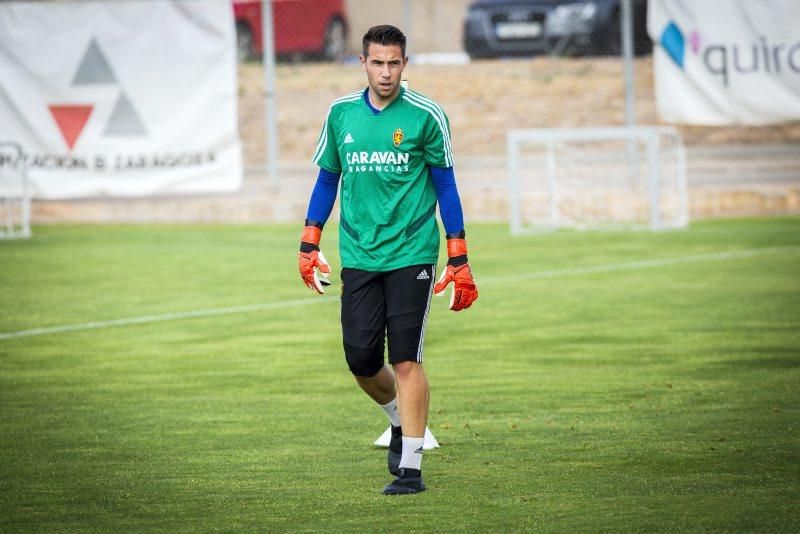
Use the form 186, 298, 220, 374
374, 426, 440, 449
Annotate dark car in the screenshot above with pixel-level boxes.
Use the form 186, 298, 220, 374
463, 0, 651, 59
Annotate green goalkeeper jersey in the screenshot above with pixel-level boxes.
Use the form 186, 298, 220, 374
312, 87, 453, 272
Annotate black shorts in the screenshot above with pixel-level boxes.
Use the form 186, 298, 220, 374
340, 263, 436, 377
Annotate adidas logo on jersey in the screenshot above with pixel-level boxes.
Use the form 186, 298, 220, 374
416, 269, 430, 280
344, 133, 354, 144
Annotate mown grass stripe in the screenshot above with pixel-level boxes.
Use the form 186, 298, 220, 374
1, 246, 795, 341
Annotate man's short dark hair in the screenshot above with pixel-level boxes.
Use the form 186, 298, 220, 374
362, 25, 406, 58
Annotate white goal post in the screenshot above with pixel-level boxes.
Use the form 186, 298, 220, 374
507, 126, 688, 233
0, 141, 31, 239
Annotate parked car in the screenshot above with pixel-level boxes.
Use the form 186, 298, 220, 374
463, 0, 651, 59
233, 0, 348, 62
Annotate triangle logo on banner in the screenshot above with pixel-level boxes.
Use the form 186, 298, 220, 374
48, 105, 94, 150
103, 92, 147, 136
72, 38, 117, 85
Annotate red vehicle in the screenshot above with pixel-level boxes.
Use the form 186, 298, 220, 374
233, 0, 348, 61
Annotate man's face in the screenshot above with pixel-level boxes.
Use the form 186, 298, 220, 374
360, 43, 407, 104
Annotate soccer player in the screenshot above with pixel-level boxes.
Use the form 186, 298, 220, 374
298, 25, 478, 495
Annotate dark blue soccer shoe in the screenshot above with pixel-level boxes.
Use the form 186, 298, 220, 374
382, 468, 426, 495
388, 425, 402, 475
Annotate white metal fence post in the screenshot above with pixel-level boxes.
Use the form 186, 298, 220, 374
647, 130, 661, 230
507, 133, 521, 235
262, 0, 279, 188
546, 139, 559, 228
621, 0, 635, 127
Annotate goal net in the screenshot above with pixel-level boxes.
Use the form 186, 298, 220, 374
0, 142, 31, 239
507, 127, 688, 233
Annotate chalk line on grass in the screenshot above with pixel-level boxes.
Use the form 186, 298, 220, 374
1, 246, 797, 341
479, 246, 798, 285
0, 297, 332, 341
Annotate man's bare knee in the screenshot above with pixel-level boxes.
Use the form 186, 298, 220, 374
393, 360, 422, 380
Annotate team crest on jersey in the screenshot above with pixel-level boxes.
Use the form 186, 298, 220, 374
392, 128, 404, 147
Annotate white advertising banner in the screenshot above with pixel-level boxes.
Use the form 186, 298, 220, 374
0, 0, 242, 198
648, 0, 800, 125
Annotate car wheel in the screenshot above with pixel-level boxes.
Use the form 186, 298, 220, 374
464, 39, 493, 60
323, 17, 347, 61
236, 22, 254, 62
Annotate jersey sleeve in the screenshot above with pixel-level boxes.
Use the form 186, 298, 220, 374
430, 165, 464, 235
312, 107, 341, 173
422, 106, 454, 168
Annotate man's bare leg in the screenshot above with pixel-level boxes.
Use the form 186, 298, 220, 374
382, 359, 428, 494
393, 360, 429, 436
353, 365, 396, 405
393, 360, 429, 476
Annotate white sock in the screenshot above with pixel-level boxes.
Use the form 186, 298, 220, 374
379, 398, 402, 427
399, 436, 424, 471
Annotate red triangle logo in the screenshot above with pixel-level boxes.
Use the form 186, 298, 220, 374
48, 105, 93, 150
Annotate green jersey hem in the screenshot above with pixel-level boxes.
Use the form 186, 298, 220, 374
341, 256, 440, 273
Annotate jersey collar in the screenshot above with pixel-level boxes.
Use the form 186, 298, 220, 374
362, 86, 405, 116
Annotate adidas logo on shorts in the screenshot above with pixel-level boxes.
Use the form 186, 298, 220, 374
416, 269, 430, 280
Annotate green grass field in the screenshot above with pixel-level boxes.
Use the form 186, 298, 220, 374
1, 218, 799, 531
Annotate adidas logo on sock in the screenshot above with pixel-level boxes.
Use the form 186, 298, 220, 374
416, 269, 429, 280
414, 447, 424, 454
344, 132, 354, 144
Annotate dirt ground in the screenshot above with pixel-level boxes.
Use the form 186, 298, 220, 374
237, 57, 800, 166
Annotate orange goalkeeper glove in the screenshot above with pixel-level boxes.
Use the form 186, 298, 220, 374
433, 237, 478, 311
298, 225, 331, 294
